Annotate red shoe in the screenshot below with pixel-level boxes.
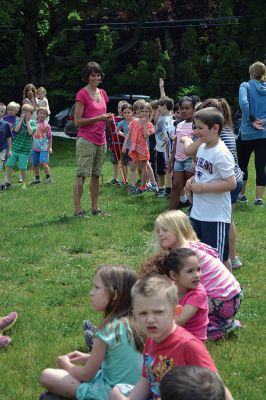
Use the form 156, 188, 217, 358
0, 335, 11, 348
0, 311, 18, 332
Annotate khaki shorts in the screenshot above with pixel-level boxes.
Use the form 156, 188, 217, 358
76, 137, 107, 177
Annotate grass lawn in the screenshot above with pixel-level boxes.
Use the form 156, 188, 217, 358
0, 136, 265, 399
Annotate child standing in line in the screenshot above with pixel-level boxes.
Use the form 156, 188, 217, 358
169, 96, 196, 209
31, 107, 53, 184
0, 103, 12, 185
146, 248, 208, 342
123, 102, 155, 194
36, 87, 51, 122
3, 104, 36, 190
3, 102, 20, 132
155, 96, 175, 200
143, 210, 242, 341
185, 107, 236, 270
110, 275, 233, 400
40, 266, 144, 400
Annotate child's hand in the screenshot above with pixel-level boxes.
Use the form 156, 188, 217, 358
180, 136, 191, 145
122, 144, 126, 153
159, 77, 164, 88
66, 351, 89, 364
57, 355, 71, 369
49, 148, 53, 154
21, 112, 26, 120
6, 150, 12, 158
25, 113, 31, 122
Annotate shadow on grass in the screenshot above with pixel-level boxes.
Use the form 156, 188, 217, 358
21, 213, 79, 229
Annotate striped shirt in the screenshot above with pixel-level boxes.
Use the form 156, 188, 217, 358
174, 120, 194, 161
220, 126, 243, 182
184, 241, 241, 301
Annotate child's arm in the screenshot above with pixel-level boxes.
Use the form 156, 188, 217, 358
6, 137, 12, 157
14, 113, 25, 133
57, 337, 107, 382
186, 175, 236, 194
47, 125, 53, 153
159, 77, 166, 98
110, 377, 150, 400
25, 114, 34, 136
181, 136, 202, 157
175, 304, 199, 326
122, 129, 131, 152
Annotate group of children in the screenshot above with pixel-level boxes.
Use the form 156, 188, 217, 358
0, 84, 52, 190
108, 81, 244, 272
38, 209, 242, 400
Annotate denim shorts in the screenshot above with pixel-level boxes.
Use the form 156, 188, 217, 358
230, 180, 243, 204
31, 151, 49, 166
174, 158, 193, 172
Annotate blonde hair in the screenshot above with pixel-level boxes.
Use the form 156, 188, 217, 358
198, 98, 233, 130
249, 61, 266, 82
7, 102, 20, 111
37, 107, 49, 116
153, 210, 198, 252
21, 104, 34, 113
133, 99, 146, 112
131, 274, 178, 309
37, 86, 47, 96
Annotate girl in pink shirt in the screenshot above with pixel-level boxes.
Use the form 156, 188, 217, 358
141, 210, 242, 341
163, 248, 208, 342
122, 102, 155, 193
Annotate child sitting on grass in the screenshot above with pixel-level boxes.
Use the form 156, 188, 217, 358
40, 266, 144, 400
110, 275, 233, 400
143, 248, 208, 342
3, 104, 36, 190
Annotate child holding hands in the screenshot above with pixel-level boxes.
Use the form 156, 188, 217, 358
4, 104, 36, 189
40, 266, 144, 400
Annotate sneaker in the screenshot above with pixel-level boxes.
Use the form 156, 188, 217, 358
254, 199, 263, 207
74, 210, 87, 219
127, 185, 137, 193
0, 335, 11, 348
148, 182, 159, 193
45, 177, 52, 184
0, 182, 11, 191
131, 187, 144, 195
155, 187, 165, 196
108, 178, 120, 185
237, 194, 248, 204
178, 200, 191, 208
0, 311, 18, 332
231, 256, 243, 270
18, 176, 23, 183
30, 179, 41, 185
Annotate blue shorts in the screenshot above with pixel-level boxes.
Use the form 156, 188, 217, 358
31, 151, 49, 166
230, 180, 243, 204
5, 151, 29, 170
174, 158, 193, 172
190, 217, 230, 262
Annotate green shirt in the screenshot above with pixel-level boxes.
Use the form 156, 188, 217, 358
12, 120, 36, 155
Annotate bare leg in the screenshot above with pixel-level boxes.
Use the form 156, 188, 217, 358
158, 175, 165, 188
40, 368, 80, 399
42, 163, 51, 176
223, 259, 232, 273
20, 169, 26, 184
165, 172, 172, 189
240, 180, 247, 196
147, 161, 156, 184
129, 161, 136, 186
6, 166, 13, 184
90, 175, 100, 211
113, 164, 118, 179
140, 161, 148, 187
73, 176, 85, 214
169, 171, 185, 210
229, 205, 237, 259
34, 165, 40, 177
256, 185, 264, 199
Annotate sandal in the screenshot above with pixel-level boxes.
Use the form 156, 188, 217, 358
74, 210, 87, 219
0, 311, 18, 332
91, 209, 106, 216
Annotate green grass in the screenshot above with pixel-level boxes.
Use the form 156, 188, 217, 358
0, 136, 265, 399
